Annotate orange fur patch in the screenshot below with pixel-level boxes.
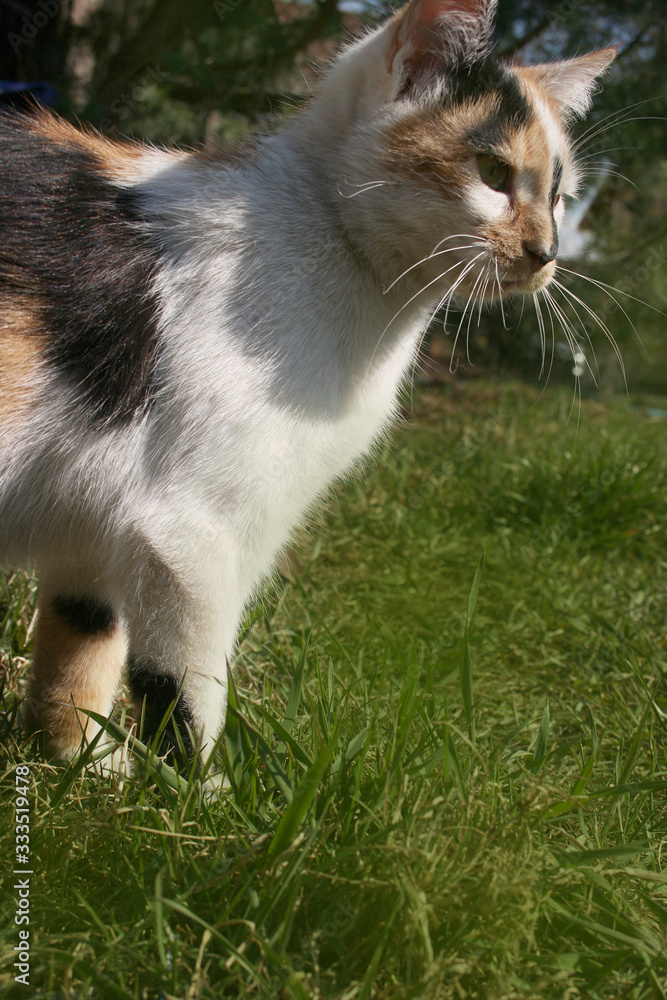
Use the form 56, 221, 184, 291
25, 594, 127, 759
383, 92, 517, 194
30, 109, 146, 181
0, 303, 45, 429
385, 110, 469, 193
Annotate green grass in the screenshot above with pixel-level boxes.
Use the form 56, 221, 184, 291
1, 381, 666, 1000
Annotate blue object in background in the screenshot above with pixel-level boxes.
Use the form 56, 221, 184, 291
0, 80, 57, 109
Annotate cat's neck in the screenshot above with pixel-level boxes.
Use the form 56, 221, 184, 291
150, 130, 437, 418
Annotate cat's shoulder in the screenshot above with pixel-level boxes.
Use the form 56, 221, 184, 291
0, 107, 164, 179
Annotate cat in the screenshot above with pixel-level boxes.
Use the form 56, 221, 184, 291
0, 0, 615, 765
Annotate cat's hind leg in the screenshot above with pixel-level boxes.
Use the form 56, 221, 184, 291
25, 575, 127, 761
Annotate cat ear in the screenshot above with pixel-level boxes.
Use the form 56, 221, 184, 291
388, 0, 497, 96
526, 48, 617, 119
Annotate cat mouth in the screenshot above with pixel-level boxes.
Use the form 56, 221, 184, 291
500, 270, 555, 296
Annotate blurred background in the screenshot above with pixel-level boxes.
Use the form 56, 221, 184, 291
1, 0, 665, 396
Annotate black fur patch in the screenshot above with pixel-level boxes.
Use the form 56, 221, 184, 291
457, 59, 533, 150
52, 594, 117, 635
128, 657, 196, 761
551, 155, 564, 207
0, 112, 162, 424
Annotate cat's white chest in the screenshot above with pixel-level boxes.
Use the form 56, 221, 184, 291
232, 330, 419, 588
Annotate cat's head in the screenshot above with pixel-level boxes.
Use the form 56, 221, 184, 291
307, 0, 615, 305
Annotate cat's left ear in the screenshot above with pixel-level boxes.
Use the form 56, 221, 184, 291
387, 0, 497, 97
525, 48, 617, 119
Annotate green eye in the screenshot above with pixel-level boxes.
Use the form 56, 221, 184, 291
477, 154, 511, 193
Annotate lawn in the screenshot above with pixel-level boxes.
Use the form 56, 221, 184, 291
1, 379, 666, 1000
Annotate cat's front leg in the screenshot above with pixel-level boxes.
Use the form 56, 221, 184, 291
123, 546, 236, 766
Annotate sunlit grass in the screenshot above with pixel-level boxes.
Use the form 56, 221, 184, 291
1, 381, 665, 999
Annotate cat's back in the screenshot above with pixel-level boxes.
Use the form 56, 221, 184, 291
0, 110, 183, 430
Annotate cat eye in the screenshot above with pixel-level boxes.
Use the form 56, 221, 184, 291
553, 193, 562, 207
477, 154, 511, 193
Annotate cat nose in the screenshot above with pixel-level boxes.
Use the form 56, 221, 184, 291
524, 242, 558, 272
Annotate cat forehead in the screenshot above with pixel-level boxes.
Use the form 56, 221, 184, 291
384, 60, 571, 193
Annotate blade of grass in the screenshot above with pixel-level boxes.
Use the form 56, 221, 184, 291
459, 552, 484, 744
358, 895, 402, 1000
530, 698, 551, 774
268, 722, 340, 859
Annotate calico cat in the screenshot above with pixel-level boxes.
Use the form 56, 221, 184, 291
0, 0, 615, 764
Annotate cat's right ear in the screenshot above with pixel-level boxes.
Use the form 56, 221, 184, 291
387, 0, 497, 98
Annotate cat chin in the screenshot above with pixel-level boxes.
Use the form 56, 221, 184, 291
498, 270, 556, 297
449, 267, 555, 305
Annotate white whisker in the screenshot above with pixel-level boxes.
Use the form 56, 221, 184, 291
573, 98, 667, 152
494, 259, 508, 330
578, 165, 638, 189
542, 287, 599, 387
438, 256, 488, 370
550, 279, 627, 385
575, 114, 667, 152
533, 290, 547, 380
478, 264, 492, 325
451, 266, 485, 366
547, 283, 601, 384
365, 255, 480, 378
383, 238, 486, 294
439, 253, 487, 343
531, 293, 558, 407
555, 265, 666, 321
337, 178, 395, 199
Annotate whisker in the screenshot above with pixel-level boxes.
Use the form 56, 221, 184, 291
383, 238, 486, 294
451, 267, 485, 366
478, 264, 492, 325
494, 259, 509, 330
575, 114, 667, 150
548, 282, 602, 384
555, 265, 667, 320
573, 98, 660, 148
439, 254, 487, 344
550, 279, 627, 385
542, 287, 600, 387
530, 293, 559, 408
533, 290, 547, 380
366, 255, 480, 378
406, 282, 461, 390
577, 147, 639, 160
578, 165, 638, 189
466, 265, 490, 363
405, 251, 484, 391
445, 264, 488, 371
573, 98, 667, 152
516, 293, 527, 331
337, 178, 396, 199
536, 290, 557, 385
431, 232, 488, 254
